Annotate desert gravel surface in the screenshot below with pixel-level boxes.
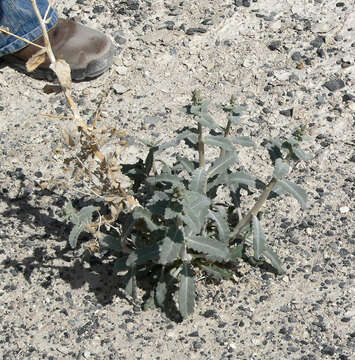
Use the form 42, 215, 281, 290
0, 0, 354, 359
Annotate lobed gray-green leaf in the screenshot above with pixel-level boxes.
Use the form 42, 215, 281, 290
114, 255, 129, 272
262, 247, 285, 275
204, 135, 234, 151
182, 191, 210, 234
229, 244, 244, 260
232, 136, 256, 147
252, 216, 266, 260
273, 158, 290, 180
208, 151, 238, 178
226, 170, 259, 188
196, 113, 220, 130
129, 244, 160, 266
176, 130, 198, 145
98, 235, 123, 252
273, 179, 308, 209
133, 207, 158, 231
177, 156, 196, 174
77, 205, 98, 224
186, 235, 230, 262
159, 226, 184, 265
200, 264, 233, 280
207, 209, 230, 245
190, 168, 208, 194
69, 224, 83, 249
155, 279, 168, 308
125, 267, 137, 299
293, 146, 313, 161
147, 174, 183, 187
178, 263, 195, 319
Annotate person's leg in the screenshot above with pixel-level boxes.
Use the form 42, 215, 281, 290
0, 0, 58, 56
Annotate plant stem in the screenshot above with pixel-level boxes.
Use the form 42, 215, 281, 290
198, 123, 205, 168
220, 119, 232, 158
230, 177, 278, 238
0, 27, 45, 49
30, 0, 56, 64
224, 119, 232, 138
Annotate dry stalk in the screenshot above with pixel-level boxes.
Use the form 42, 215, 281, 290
29, 0, 89, 133
0, 26, 45, 49
3, 1, 139, 246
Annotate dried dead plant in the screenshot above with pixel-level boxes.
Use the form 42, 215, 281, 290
1, 0, 138, 249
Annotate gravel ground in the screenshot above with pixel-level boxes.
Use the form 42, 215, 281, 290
0, 0, 354, 359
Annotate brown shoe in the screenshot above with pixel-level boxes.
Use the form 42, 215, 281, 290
2, 19, 115, 81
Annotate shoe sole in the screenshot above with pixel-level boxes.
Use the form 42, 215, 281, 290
2, 42, 115, 81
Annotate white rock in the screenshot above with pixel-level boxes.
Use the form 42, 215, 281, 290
112, 84, 129, 95
339, 206, 350, 214
243, 56, 256, 68
342, 55, 353, 63
270, 20, 282, 31
228, 343, 237, 351
274, 69, 291, 81
251, 337, 262, 346
115, 65, 128, 75
312, 22, 330, 33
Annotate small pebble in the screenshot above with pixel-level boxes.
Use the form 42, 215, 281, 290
164, 21, 175, 30
291, 51, 302, 61
312, 265, 322, 272
279, 109, 293, 117
201, 18, 213, 25
317, 48, 326, 58
287, 346, 299, 353
310, 35, 325, 48
92, 5, 104, 14
321, 344, 335, 356
342, 93, 354, 102
188, 331, 199, 337
268, 40, 281, 51
323, 79, 345, 91
186, 27, 207, 35
169, 9, 183, 16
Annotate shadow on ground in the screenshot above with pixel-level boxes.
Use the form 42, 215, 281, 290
0, 171, 185, 321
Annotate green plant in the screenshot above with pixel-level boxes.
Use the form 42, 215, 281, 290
64, 90, 311, 319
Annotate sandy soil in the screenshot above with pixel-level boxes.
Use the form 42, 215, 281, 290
0, 0, 354, 359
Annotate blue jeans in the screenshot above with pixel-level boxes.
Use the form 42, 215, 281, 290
0, 0, 58, 56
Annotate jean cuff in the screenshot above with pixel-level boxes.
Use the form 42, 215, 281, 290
0, 8, 58, 56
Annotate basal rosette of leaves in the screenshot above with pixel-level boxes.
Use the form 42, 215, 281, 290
64, 91, 311, 319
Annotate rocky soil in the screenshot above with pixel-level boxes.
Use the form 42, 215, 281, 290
0, 0, 354, 359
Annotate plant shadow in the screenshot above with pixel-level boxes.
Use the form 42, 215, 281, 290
0, 170, 280, 322
0, 172, 182, 321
